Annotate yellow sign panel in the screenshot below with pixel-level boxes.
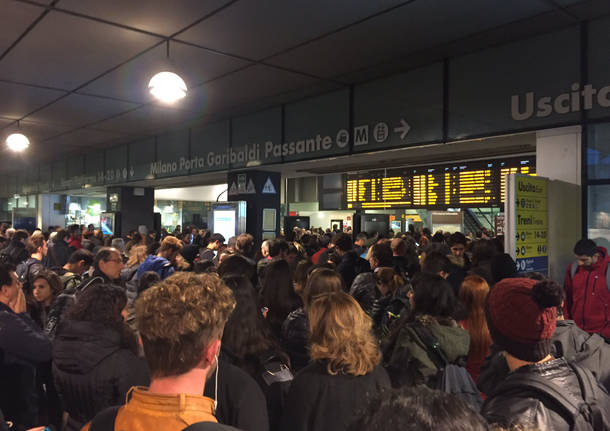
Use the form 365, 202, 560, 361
514, 176, 548, 267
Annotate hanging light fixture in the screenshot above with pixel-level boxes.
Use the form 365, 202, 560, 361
148, 40, 187, 104
6, 121, 30, 152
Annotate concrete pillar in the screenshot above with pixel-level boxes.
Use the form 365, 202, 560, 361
37, 194, 67, 230
106, 187, 154, 237
536, 125, 581, 185
227, 171, 281, 244
536, 126, 582, 284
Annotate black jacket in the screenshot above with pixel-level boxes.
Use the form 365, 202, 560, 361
204, 357, 269, 431
349, 272, 377, 314
120, 265, 140, 305
370, 285, 411, 339
0, 302, 52, 428
478, 320, 610, 394
279, 361, 390, 431
52, 320, 150, 431
392, 255, 419, 278
46, 240, 72, 268
482, 358, 610, 430
280, 308, 309, 372
337, 251, 370, 291
219, 347, 289, 431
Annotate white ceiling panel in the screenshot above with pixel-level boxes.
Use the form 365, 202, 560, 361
0, 10, 161, 90
181, 64, 319, 115
79, 41, 250, 104
57, 0, 233, 36
26, 93, 139, 127
0, 0, 42, 55
176, 0, 408, 60
92, 105, 196, 135
0, 82, 66, 119
268, 0, 553, 78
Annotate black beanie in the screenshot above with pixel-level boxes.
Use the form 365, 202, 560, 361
491, 253, 518, 285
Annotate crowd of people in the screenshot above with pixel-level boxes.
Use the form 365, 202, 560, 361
0, 221, 609, 431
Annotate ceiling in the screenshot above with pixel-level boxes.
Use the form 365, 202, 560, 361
0, 0, 607, 174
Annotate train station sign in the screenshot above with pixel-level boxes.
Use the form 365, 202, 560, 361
5, 17, 610, 195
506, 174, 549, 274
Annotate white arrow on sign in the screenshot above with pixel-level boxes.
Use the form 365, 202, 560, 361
393, 118, 411, 140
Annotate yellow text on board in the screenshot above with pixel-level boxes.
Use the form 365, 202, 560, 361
515, 176, 548, 260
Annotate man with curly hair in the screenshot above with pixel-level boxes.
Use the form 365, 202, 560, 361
84, 272, 236, 430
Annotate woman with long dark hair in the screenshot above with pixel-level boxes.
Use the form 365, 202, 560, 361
459, 275, 492, 383
259, 259, 301, 338
382, 272, 470, 388
52, 284, 149, 431
280, 291, 390, 431
221, 274, 291, 430
28, 269, 63, 329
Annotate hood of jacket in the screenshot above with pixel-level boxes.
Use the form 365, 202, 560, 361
591, 246, 609, 271
53, 320, 123, 374
138, 255, 171, 275
415, 315, 471, 362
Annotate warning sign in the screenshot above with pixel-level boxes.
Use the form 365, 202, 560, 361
262, 177, 277, 194
228, 182, 238, 196
245, 179, 256, 194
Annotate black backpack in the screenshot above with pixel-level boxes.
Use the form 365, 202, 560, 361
17, 259, 42, 295
89, 406, 241, 431
44, 275, 104, 339
411, 322, 483, 411
488, 363, 610, 431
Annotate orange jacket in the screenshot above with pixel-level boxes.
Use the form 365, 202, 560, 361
82, 387, 217, 431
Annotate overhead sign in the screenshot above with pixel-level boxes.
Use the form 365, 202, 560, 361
284, 89, 350, 161
354, 62, 443, 152
506, 174, 549, 274
449, 26, 579, 139
346, 157, 535, 209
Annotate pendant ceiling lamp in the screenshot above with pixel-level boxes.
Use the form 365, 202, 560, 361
148, 40, 187, 104
6, 122, 29, 152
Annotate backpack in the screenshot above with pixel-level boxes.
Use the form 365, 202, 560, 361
488, 363, 610, 431
44, 275, 104, 339
569, 261, 610, 293
411, 322, 483, 411
17, 259, 42, 294
89, 406, 241, 431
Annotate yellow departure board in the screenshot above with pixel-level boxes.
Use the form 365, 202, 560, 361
346, 157, 535, 209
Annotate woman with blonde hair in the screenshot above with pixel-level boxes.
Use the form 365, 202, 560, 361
280, 291, 390, 431
281, 267, 343, 371
459, 274, 492, 383
120, 244, 148, 305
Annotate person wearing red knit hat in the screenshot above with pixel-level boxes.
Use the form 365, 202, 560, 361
481, 277, 610, 430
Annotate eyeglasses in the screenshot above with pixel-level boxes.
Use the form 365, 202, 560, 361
105, 258, 123, 264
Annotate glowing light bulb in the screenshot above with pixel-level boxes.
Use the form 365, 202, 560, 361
6, 133, 30, 151
148, 71, 187, 103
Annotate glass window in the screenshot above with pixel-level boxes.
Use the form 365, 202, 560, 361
587, 122, 610, 180
588, 185, 610, 250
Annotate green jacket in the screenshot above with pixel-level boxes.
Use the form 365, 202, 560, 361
382, 314, 470, 388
